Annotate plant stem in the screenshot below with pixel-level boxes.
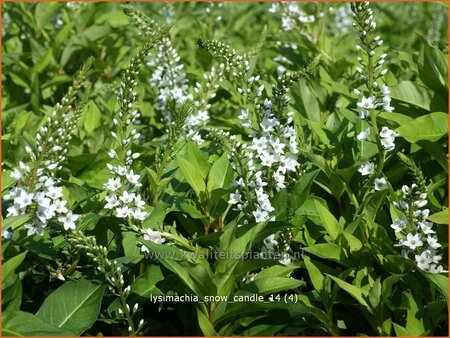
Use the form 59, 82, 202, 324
118, 288, 137, 336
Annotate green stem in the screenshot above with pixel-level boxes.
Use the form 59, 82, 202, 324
118, 289, 136, 336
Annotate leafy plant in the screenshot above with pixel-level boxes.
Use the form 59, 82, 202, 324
2, 2, 448, 336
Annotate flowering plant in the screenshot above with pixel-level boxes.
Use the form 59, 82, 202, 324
2, 2, 448, 336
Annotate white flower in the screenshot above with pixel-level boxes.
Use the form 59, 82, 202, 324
116, 206, 132, 218
418, 221, 435, 235
53, 199, 68, 214
426, 236, 441, 249
10, 169, 22, 181
263, 234, 278, 250
428, 264, 446, 274
251, 137, 267, 154
260, 152, 275, 167
46, 186, 63, 200
415, 251, 432, 270
357, 96, 375, 110
379, 126, 398, 139
132, 209, 148, 221
253, 208, 269, 223
2, 229, 13, 239
120, 191, 136, 204
126, 170, 140, 186
357, 128, 370, 141
374, 177, 387, 191
279, 253, 291, 265
143, 229, 166, 244
403, 233, 423, 250
24, 222, 44, 236
380, 137, 395, 151
105, 195, 119, 209
381, 85, 390, 95
34, 193, 51, 208
134, 195, 145, 209
270, 138, 285, 155
14, 190, 34, 209
238, 109, 249, 120
7, 205, 22, 217
260, 118, 277, 132
116, 166, 127, 176
228, 190, 241, 205
58, 211, 79, 230
104, 178, 122, 191
358, 162, 374, 176
390, 218, 406, 233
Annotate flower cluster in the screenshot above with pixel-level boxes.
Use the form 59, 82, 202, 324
391, 184, 445, 274
331, 4, 353, 33
147, 37, 193, 121
2, 60, 92, 238
69, 230, 144, 335
351, 2, 396, 189
269, 2, 315, 32
197, 39, 251, 80
186, 63, 226, 144
103, 25, 171, 223
226, 99, 300, 223
4, 168, 78, 237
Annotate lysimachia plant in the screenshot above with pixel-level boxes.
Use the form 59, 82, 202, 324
2, 1, 448, 337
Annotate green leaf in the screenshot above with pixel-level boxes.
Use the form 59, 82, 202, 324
390, 81, 437, 112
241, 276, 305, 295
3, 311, 77, 336
36, 279, 106, 335
197, 308, 217, 336
96, 10, 130, 28
177, 156, 206, 196
303, 256, 324, 292
207, 152, 233, 191
187, 141, 210, 179
291, 169, 319, 211
422, 272, 448, 303
35, 3, 60, 30
292, 79, 321, 121
403, 292, 429, 336
396, 112, 448, 143
83, 101, 102, 133
302, 243, 341, 262
314, 200, 342, 240
35, 48, 54, 73
131, 265, 164, 297
2, 252, 27, 285
393, 322, 414, 336
418, 37, 448, 92
427, 208, 448, 224
2, 215, 32, 231
327, 275, 372, 313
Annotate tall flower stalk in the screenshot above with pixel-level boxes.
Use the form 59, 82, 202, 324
350, 2, 396, 190
69, 231, 144, 335
2, 59, 92, 238
103, 24, 172, 228
390, 154, 446, 274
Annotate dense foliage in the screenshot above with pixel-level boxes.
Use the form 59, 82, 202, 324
2, 1, 448, 336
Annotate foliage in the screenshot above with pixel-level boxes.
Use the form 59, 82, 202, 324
1, 1, 448, 336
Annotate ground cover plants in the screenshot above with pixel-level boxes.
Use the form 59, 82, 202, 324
1, 1, 449, 336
